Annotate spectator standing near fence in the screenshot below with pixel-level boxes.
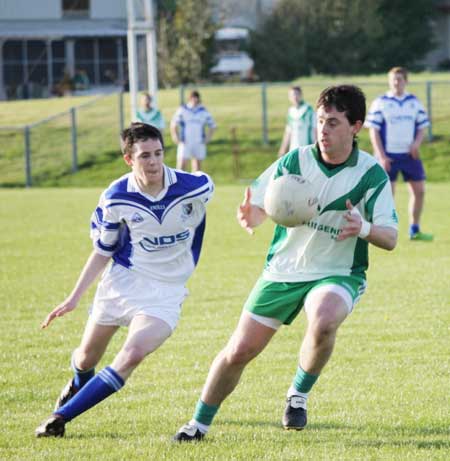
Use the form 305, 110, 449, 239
365, 67, 433, 241
136, 93, 165, 132
278, 86, 316, 157
170, 90, 216, 172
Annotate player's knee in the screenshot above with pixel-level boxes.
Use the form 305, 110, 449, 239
75, 350, 98, 370
120, 346, 148, 369
225, 341, 257, 366
309, 313, 340, 342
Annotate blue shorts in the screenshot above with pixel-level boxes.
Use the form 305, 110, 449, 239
386, 153, 426, 182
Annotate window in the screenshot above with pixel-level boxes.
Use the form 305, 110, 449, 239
62, 0, 90, 18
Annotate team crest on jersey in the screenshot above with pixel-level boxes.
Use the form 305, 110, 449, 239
181, 203, 193, 218
131, 212, 144, 223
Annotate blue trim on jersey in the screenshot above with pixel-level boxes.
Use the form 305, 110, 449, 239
103, 221, 121, 230
379, 118, 387, 149
191, 216, 206, 266
97, 240, 119, 252
106, 202, 161, 224
368, 119, 382, 127
381, 94, 417, 107
105, 171, 211, 223
112, 222, 132, 269
180, 120, 186, 142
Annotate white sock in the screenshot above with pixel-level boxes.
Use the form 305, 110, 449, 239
287, 386, 309, 408
189, 418, 210, 434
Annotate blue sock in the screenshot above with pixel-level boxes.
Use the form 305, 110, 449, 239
71, 353, 95, 389
409, 224, 420, 236
55, 366, 124, 422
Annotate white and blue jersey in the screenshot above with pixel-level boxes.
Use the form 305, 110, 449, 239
365, 92, 429, 155
90, 167, 214, 284
171, 104, 216, 144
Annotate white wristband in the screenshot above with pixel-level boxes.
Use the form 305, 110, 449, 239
351, 207, 371, 239
358, 219, 371, 239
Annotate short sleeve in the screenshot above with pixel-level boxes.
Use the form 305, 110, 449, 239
363, 167, 398, 230
415, 100, 430, 130
90, 192, 122, 256
364, 98, 384, 130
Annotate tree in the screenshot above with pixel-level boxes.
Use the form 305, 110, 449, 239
370, 0, 436, 70
157, 0, 216, 87
249, 0, 436, 80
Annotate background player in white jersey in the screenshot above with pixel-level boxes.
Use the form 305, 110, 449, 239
174, 85, 398, 442
278, 85, 316, 157
136, 92, 165, 131
365, 67, 433, 241
36, 123, 214, 438
170, 90, 216, 172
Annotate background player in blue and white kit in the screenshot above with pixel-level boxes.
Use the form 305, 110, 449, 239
365, 67, 433, 241
36, 123, 214, 437
170, 90, 216, 173
174, 85, 398, 442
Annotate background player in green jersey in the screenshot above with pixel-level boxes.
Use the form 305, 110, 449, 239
278, 85, 316, 157
136, 93, 165, 131
174, 85, 398, 442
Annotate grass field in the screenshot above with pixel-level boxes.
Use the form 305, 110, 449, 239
1, 72, 449, 187
1, 183, 449, 460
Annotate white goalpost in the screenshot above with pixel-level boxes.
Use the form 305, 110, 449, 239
126, 0, 158, 120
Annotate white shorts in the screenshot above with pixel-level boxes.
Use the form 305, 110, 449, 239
177, 142, 206, 161
90, 264, 188, 331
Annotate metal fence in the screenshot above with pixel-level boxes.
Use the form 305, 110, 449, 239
1, 80, 449, 187
0, 92, 125, 187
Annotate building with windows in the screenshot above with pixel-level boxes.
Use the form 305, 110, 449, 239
0, 0, 449, 100
0, 0, 127, 99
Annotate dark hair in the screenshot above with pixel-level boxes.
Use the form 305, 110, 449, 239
316, 85, 366, 125
291, 85, 302, 93
120, 122, 164, 155
190, 90, 201, 100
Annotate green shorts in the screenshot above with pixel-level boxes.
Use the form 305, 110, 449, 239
244, 275, 366, 325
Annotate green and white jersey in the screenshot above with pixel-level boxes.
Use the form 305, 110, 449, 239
250, 143, 398, 282
286, 102, 315, 150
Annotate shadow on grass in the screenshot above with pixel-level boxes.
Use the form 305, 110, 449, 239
218, 418, 449, 450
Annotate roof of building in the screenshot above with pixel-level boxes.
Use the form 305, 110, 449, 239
0, 19, 127, 39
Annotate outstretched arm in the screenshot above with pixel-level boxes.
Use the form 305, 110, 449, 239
41, 251, 111, 329
236, 187, 267, 235
337, 200, 397, 251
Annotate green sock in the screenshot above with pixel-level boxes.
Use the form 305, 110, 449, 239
293, 366, 319, 393
193, 399, 220, 426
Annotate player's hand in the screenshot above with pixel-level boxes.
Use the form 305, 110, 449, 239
237, 187, 255, 235
337, 200, 362, 241
410, 142, 420, 159
379, 155, 392, 172
41, 298, 78, 329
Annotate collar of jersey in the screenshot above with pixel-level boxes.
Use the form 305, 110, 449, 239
127, 166, 177, 201
385, 91, 411, 101
311, 142, 359, 177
